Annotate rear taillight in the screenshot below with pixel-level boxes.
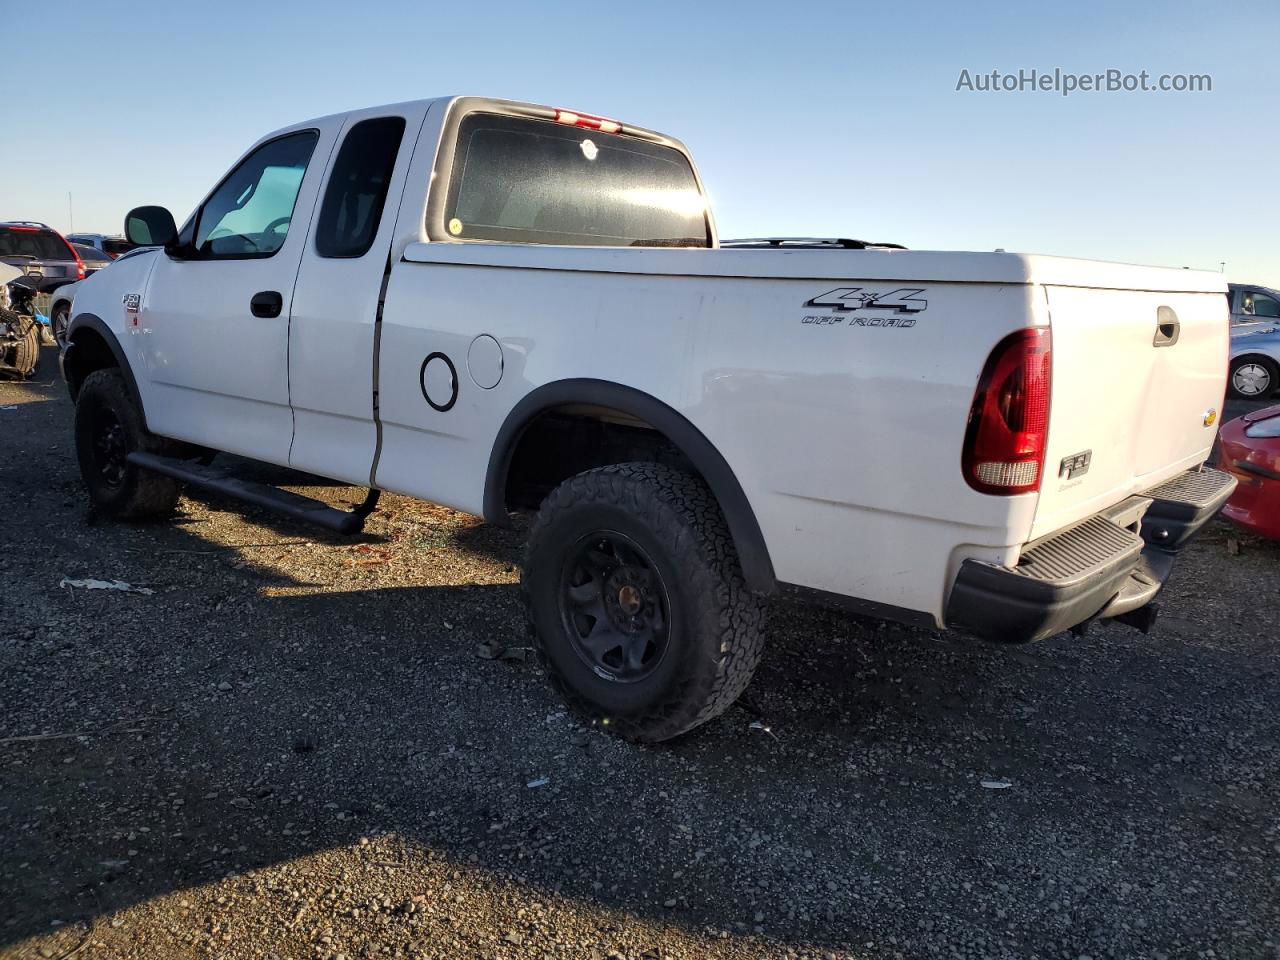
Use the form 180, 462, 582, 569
554, 109, 622, 134
60, 234, 85, 279
963, 328, 1052, 495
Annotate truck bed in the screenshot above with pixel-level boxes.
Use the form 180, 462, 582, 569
378, 242, 1226, 623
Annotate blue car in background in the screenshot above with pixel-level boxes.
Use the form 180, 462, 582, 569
1229, 283, 1280, 399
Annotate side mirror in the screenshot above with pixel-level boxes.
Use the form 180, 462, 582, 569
124, 205, 178, 248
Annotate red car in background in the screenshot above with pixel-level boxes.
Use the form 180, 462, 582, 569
1219, 405, 1280, 540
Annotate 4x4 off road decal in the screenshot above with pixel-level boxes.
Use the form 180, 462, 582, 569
806, 287, 927, 313
801, 286, 927, 328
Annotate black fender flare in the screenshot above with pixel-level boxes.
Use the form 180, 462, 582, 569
62, 312, 149, 427
483, 378, 776, 593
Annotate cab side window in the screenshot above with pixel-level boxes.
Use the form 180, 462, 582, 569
194, 131, 318, 259
315, 117, 406, 259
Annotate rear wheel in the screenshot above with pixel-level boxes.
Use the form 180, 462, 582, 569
1229, 356, 1279, 400
523, 462, 766, 743
74, 369, 181, 518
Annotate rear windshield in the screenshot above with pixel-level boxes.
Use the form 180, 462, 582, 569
103, 238, 135, 256
73, 244, 111, 263
444, 113, 709, 247
0, 228, 72, 260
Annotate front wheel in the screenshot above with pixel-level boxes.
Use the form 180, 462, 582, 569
49, 304, 70, 347
1229, 356, 1279, 400
522, 462, 766, 743
74, 369, 181, 518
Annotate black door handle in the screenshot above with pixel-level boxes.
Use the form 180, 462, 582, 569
250, 291, 283, 318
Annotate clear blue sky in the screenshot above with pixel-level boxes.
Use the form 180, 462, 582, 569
3, 0, 1277, 285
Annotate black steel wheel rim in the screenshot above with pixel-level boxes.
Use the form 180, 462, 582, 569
558, 530, 672, 683
89, 406, 128, 488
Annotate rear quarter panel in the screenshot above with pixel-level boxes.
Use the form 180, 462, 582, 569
377, 247, 1039, 622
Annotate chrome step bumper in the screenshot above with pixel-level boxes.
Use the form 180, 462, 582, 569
946, 466, 1236, 643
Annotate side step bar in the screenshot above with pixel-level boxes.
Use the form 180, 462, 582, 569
127, 452, 380, 535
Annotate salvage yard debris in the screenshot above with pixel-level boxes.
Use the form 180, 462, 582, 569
348, 543, 393, 565
58, 577, 154, 595
476, 639, 530, 662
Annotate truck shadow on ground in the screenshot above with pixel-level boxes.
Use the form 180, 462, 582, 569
5, 567, 1278, 956
3, 356, 1277, 957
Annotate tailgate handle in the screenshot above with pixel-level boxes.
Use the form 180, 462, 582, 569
1154, 306, 1180, 347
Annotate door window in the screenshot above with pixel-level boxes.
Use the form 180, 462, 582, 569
1243, 291, 1280, 318
194, 131, 318, 259
315, 116, 406, 258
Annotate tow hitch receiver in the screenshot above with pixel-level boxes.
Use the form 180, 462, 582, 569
1112, 602, 1160, 634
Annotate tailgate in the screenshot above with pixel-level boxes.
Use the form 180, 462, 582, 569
24, 262, 69, 280
1030, 286, 1227, 540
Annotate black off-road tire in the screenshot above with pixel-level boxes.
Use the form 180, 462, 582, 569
522, 462, 767, 743
74, 369, 182, 518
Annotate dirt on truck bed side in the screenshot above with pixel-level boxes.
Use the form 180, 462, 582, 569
2, 347, 1279, 960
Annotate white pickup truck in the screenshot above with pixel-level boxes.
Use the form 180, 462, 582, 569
61, 95, 1235, 741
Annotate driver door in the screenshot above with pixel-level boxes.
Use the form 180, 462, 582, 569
138, 124, 337, 464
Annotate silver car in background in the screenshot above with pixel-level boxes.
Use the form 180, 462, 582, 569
1229, 283, 1280, 399
64, 232, 136, 258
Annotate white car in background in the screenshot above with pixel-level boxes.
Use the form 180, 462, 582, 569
47, 281, 78, 346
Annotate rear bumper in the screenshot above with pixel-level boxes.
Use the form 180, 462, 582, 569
946, 466, 1236, 643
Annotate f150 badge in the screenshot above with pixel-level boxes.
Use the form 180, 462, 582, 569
801, 286, 927, 328
1059, 450, 1092, 480
122, 293, 141, 331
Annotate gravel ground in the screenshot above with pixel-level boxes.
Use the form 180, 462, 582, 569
2, 348, 1278, 960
